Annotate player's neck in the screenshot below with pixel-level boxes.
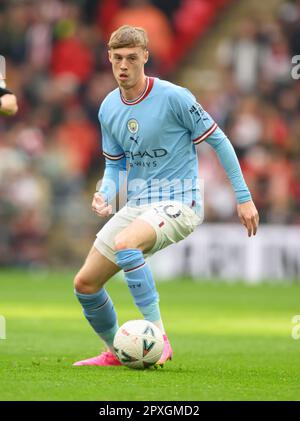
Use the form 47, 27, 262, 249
120, 75, 147, 101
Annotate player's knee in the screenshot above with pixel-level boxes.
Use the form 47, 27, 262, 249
74, 273, 97, 295
114, 234, 137, 251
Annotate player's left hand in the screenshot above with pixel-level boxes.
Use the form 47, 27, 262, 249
237, 200, 259, 237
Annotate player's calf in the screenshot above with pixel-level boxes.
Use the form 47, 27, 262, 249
115, 248, 166, 335
73, 247, 122, 364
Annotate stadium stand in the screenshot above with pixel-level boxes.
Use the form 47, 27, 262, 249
0, 0, 298, 267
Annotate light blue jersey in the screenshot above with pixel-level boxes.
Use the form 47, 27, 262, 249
98, 77, 251, 212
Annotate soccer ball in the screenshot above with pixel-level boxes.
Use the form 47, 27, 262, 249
113, 320, 164, 369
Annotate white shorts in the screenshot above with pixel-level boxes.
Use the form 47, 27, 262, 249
93, 201, 201, 263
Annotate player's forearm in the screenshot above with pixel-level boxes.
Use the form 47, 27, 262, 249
98, 157, 127, 202
0, 88, 18, 116
206, 127, 251, 203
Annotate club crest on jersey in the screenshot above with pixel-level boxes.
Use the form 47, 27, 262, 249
127, 119, 139, 134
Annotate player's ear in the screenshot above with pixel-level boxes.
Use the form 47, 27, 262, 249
144, 50, 149, 64
108, 50, 112, 63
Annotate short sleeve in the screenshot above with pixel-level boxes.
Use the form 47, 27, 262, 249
0, 87, 13, 97
99, 109, 125, 161
169, 87, 218, 145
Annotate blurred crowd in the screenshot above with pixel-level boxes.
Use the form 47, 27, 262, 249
198, 0, 300, 225
0, 0, 182, 267
0, 0, 299, 267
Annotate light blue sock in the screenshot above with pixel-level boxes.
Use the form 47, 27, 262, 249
139, 301, 161, 323
115, 249, 161, 323
75, 288, 118, 349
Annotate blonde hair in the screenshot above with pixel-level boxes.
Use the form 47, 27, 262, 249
108, 25, 148, 50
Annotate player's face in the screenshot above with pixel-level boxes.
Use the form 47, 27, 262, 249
109, 47, 149, 89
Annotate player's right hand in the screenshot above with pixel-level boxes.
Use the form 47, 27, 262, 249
92, 192, 112, 218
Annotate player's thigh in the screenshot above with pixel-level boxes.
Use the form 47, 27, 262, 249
114, 218, 157, 252
95, 205, 142, 261
140, 201, 202, 257
74, 246, 120, 294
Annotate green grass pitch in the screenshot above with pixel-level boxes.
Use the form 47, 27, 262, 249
0, 269, 299, 401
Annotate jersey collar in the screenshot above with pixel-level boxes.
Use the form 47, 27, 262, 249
120, 77, 154, 106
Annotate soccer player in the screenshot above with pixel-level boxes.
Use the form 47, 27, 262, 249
0, 81, 18, 116
73, 25, 259, 366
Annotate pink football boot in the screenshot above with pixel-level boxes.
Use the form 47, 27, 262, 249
73, 351, 122, 366
156, 335, 173, 366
